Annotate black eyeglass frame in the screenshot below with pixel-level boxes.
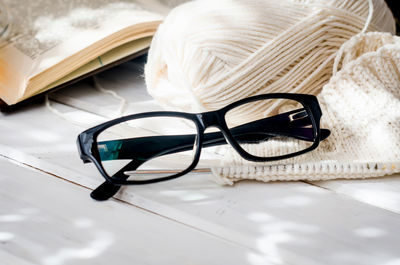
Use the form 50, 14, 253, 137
77, 93, 324, 189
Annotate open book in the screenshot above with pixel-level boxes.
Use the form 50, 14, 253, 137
0, 0, 187, 111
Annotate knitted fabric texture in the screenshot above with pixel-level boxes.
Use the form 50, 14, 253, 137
211, 32, 400, 185
145, 0, 395, 113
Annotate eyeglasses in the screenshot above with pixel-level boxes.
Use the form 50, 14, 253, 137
77, 93, 330, 201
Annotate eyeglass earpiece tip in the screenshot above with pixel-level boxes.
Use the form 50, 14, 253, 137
90, 190, 109, 201
320, 129, 331, 141
90, 181, 121, 201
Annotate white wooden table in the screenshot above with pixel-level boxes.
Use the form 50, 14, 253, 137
1, 57, 400, 265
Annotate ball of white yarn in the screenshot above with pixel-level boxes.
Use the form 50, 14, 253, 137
145, 0, 395, 113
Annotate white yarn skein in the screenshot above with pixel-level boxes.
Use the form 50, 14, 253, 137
145, 0, 395, 113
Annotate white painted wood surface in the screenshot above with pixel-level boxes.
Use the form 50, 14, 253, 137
0, 158, 262, 265
1, 58, 400, 265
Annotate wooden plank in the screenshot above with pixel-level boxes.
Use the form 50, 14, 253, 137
0, 250, 37, 265
2, 103, 400, 265
308, 176, 400, 214
0, 157, 267, 265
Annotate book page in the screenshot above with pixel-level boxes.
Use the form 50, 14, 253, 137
3, 0, 162, 73
0, 44, 33, 104
2, 0, 190, 67
39, 37, 153, 95
0, 1, 159, 105
0, 0, 190, 105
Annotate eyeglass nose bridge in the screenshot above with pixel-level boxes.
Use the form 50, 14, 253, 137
197, 111, 224, 129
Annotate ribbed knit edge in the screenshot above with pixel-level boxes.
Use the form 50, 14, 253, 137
211, 162, 400, 185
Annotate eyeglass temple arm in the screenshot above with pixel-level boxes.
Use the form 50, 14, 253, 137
91, 158, 145, 201
92, 156, 193, 201
98, 108, 330, 163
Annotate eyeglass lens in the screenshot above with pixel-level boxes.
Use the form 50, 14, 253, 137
225, 98, 315, 158
96, 116, 199, 181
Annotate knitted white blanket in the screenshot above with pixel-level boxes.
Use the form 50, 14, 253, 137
211, 32, 400, 185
